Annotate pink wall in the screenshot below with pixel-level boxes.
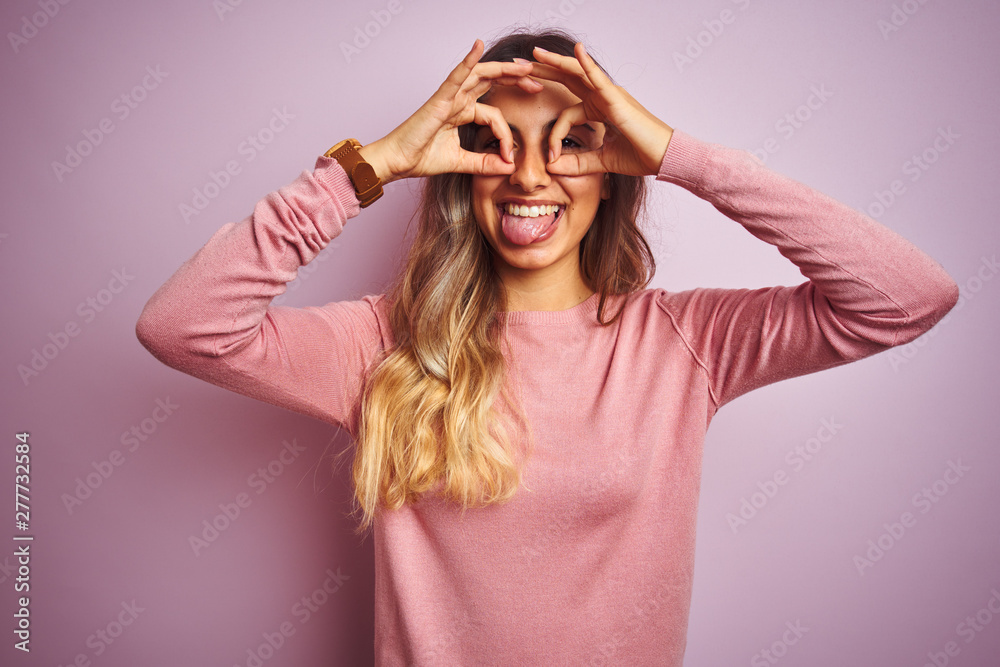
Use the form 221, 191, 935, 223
2, 0, 998, 665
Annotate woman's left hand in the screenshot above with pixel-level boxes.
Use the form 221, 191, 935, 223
527, 43, 674, 177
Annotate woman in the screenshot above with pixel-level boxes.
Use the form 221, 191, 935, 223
137, 29, 958, 666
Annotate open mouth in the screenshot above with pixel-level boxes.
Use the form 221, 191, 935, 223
497, 203, 564, 246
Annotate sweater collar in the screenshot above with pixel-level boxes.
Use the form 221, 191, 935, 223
498, 291, 605, 326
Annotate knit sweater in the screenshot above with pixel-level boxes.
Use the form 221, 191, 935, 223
135, 129, 958, 665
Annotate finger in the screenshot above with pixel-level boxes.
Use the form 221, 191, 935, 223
473, 102, 515, 163
514, 76, 546, 93
440, 42, 533, 99
467, 78, 493, 100
465, 38, 484, 66
575, 42, 615, 91
439, 39, 485, 97
547, 103, 588, 164
531, 46, 589, 79
459, 151, 518, 176
457, 64, 536, 100
468, 75, 544, 97
532, 46, 596, 91
518, 61, 593, 99
461, 60, 534, 89
547, 151, 606, 176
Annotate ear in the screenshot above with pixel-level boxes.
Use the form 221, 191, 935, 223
601, 173, 611, 200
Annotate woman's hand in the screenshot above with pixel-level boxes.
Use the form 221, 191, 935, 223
357, 40, 543, 184
527, 43, 674, 177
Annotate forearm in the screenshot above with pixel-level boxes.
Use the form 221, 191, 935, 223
656, 129, 959, 347
136, 157, 360, 366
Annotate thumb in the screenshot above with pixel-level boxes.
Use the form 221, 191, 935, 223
546, 151, 606, 176
456, 150, 518, 176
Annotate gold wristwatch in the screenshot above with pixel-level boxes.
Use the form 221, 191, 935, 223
324, 139, 383, 208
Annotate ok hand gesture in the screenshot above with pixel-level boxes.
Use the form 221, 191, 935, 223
526, 43, 674, 177
359, 40, 543, 184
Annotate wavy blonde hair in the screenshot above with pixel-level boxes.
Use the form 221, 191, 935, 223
345, 29, 655, 535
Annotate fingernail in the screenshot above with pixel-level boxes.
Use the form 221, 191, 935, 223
534, 46, 550, 53
548, 149, 555, 163
512, 57, 531, 64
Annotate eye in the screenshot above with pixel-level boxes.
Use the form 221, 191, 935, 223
561, 136, 585, 151
476, 136, 502, 153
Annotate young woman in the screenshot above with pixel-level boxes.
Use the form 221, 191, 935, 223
137, 29, 958, 666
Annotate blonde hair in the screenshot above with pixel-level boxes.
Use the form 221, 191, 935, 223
345, 29, 654, 535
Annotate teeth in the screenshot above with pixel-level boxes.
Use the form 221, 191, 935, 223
504, 203, 559, 218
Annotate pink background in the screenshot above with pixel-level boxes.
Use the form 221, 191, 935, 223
2, 0, 999, 665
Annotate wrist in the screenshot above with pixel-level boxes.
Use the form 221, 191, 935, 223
324, 139, 385, 208
357, 139, 398, 185
648, 124, 674, 176
662, 125, 674, 157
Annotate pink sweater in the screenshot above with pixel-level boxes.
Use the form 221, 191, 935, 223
136, 130, 958, 665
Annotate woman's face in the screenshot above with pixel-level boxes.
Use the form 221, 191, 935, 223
470, 79, 608, 287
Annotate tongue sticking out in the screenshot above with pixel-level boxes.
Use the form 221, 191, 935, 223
501, 208, 558, 246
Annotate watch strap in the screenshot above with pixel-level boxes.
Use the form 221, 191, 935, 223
324, 139, 383, 208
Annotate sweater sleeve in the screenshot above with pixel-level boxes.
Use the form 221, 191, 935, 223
135, 155, 390, 436
654, 129, 959, 410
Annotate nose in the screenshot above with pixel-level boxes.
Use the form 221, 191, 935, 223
508, 143, 551, 192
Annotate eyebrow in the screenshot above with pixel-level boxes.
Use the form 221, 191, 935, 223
475, 120, 596, 137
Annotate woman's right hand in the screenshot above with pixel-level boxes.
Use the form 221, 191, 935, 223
356, 39, 543, 184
